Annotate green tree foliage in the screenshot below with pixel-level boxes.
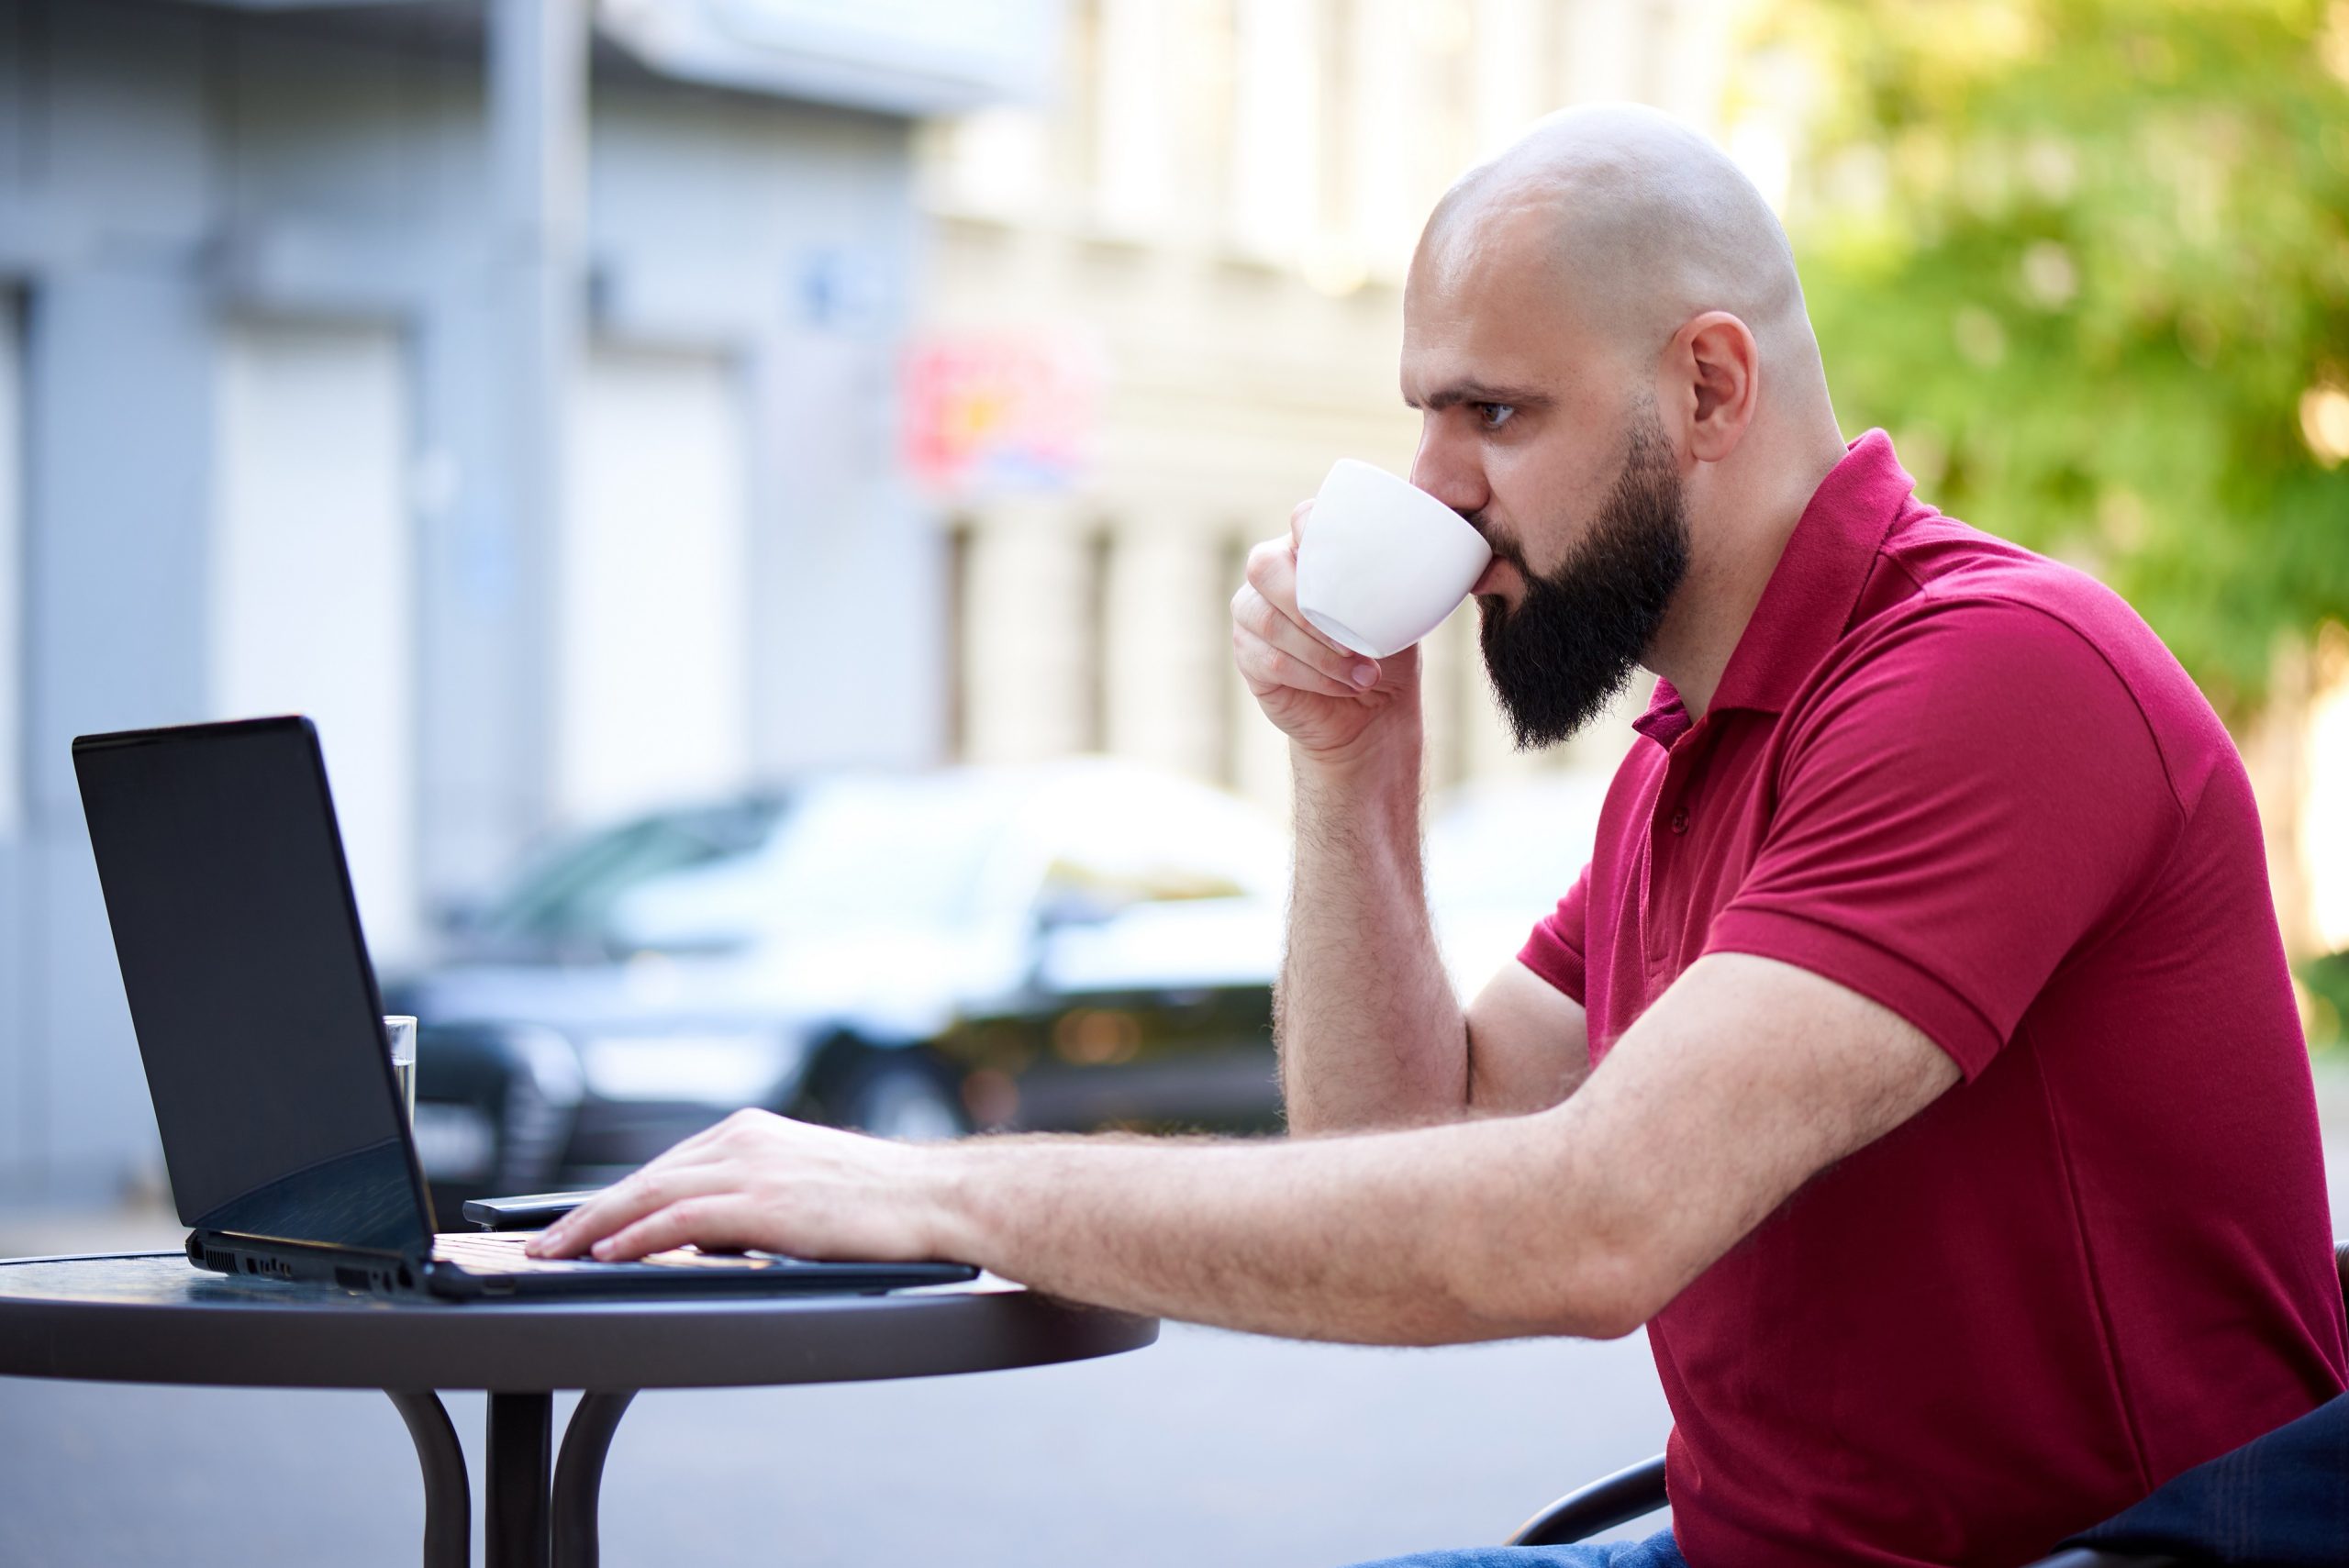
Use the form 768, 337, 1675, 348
1759, 0, 2349, 714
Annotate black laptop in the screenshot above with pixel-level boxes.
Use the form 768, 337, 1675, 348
72, 716, 976, 1300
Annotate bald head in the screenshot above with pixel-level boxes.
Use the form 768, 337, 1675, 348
1417, 104, 1815, 372
1399, 104, 1853, 731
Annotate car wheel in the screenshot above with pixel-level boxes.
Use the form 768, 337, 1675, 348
842, 1058, 968, 1142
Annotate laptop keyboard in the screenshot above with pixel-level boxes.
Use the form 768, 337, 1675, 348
432, 1230, 782, 1273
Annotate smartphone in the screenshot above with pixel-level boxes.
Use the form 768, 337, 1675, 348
459, 1189, 606, 1230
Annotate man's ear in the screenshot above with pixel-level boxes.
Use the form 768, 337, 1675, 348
1671, 311, 1760, 463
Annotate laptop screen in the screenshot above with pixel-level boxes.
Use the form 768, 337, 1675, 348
73, 717, 433, 1252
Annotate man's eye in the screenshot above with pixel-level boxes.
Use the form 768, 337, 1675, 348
1475, 403, 1516, 431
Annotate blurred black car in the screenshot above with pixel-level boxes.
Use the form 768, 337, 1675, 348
388, 761, 1289, 1212
390, 793, 795, 1211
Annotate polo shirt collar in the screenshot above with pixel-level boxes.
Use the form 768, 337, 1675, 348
1633, 428, 1916, 750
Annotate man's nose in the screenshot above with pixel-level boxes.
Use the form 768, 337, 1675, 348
1408, 425, 1489, 520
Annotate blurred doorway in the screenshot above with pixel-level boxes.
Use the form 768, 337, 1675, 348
212, 317, 418, 962
0, 287, 23, 1188
0, 290, 20, 839
559, 343, 751, 828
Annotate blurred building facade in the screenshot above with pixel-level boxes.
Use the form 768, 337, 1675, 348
0, 0, 1054, 1202
914, 0, 1735, 814
2, 0, 2339, 1214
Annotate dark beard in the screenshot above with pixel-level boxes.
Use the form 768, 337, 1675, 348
1475, 410, 1690, 750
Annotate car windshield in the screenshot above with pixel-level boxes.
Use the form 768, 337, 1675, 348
601, 767, 1286, 953
753, 781, 1010, 934
465, 797, 789, 955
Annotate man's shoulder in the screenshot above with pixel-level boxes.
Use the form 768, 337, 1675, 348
1851, 528, 2218, 744
1870, 517, 2140, 656
1803, 526, 2237, 817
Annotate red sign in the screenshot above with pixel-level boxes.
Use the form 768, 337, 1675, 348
904, 333, 1101, 496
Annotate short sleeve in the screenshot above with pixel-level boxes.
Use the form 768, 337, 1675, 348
1518, 862, 1592, 1006
1703, 599, 2180, 1080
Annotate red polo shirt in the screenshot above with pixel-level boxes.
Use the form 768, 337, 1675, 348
1519, 431, 2346, 1567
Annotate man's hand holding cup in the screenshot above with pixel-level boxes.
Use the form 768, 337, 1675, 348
1230, 460, 1494, 762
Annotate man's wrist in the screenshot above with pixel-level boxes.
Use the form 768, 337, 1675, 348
1291, 723, 1422, 807
909, 1138, 996, 1266
1293, 730, 1425, 869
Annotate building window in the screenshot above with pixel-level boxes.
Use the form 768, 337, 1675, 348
1230, 0, 1322, 258
1093, 0, 1173, 234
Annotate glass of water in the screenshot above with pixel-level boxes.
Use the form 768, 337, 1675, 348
384, 1016, 418, 1126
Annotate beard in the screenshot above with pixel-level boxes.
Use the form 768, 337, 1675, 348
1475, 406, 1691, 750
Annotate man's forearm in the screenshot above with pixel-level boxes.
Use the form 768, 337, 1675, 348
922, 1118, 1625, 1345
1279, 730, 1468, 1132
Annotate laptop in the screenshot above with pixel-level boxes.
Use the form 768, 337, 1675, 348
72, 716, 977, 1300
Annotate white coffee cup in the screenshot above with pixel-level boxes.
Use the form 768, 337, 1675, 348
1294, 459, 1494, 659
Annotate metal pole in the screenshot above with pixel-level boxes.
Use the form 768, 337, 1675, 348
486, 0, 586, 843
486, 1391, 554, 1568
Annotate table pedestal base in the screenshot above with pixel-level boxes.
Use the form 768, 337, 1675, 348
0, 1254, 1154, 1568
388, 1388, 640, 1568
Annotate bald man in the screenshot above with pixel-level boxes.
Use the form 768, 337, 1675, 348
532, 107, 2347, 1566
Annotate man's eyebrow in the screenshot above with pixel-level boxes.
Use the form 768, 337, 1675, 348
1400, 381, 1553, 412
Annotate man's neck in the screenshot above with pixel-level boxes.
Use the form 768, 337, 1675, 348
1648, 436, 1847, 721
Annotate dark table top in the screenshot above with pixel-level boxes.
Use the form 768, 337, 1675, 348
0, 1251, 1158, 1393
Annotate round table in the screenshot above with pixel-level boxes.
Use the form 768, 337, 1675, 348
0, 1251, 1158, 1568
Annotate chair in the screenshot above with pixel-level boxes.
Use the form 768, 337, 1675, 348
1505, 1241, 2349, 1565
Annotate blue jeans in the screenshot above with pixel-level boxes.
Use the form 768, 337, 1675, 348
1344, 1526, 1686, 1568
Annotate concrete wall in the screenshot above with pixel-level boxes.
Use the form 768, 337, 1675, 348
0, 0, 934, 1201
